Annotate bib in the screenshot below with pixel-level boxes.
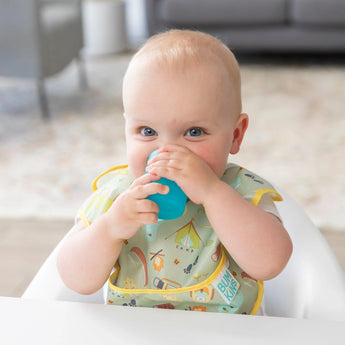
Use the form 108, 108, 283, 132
78, 164, 282, 314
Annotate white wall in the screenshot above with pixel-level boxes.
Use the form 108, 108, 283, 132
125, 0, 148, 48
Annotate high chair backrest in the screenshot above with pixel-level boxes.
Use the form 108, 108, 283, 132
264, 188, 345, 321
22, 188, 345, 321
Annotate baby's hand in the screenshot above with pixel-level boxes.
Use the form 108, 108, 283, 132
104, 173, 168, 240
146, 145, 220, 205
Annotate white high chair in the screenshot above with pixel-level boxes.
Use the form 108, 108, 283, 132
22, 188, 345, 322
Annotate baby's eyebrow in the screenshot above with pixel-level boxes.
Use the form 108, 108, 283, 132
128, 117, 153, 126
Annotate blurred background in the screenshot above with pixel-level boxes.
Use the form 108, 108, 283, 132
1, 0, 344, 297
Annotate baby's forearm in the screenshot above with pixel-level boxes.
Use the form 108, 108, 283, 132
203, 181, 292, 281
57, 173, 165, 294
57, 216, 123, 295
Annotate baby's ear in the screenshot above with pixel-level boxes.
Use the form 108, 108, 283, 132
230, 113, 249, 154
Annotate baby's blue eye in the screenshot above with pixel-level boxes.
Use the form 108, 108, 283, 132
186, 128, 204, 137
141, 127, 157, 136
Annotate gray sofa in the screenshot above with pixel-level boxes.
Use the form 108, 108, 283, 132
144, 0, 345, 52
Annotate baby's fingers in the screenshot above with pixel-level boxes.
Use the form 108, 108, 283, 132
137, 212, 159, 225
132, 179, 169, 199
131, 173, 160, 187
135, 199, 160, 225
136, 199, 160, 214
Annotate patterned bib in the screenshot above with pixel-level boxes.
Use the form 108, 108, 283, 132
78, 164, 282, 314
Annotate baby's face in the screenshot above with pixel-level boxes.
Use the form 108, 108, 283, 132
123, 59, 239, 179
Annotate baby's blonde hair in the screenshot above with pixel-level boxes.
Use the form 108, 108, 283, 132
126, 29, 242, 114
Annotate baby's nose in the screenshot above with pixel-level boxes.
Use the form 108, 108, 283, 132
160, 136, 184, 147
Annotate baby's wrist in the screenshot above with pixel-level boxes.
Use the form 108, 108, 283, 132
201, 179, 227, 208
97, 212, 124, 244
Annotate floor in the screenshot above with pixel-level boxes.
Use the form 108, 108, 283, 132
0, 219, 71, 297
0, 218, 344, 298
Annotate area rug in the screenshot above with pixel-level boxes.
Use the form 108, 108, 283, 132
0, 53, 344, 231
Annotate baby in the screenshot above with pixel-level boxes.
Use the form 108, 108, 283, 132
57, 30, 292, 314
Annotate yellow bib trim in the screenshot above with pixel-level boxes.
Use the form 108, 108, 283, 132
108, 246, 264, 314
252, 188, 283, 207
109, 247, 228, 295
92, 165, 129, 192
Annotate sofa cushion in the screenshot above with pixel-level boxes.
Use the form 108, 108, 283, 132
156, 0, 289, 26
290, 0, 345, 26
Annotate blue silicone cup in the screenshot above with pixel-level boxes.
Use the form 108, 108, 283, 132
146, 150, 187, 220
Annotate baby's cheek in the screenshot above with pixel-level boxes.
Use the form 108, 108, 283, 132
127, 158, 143, 178
201, 154, 227, 178
126, 154, 145, 179
130, 165, 146, 179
